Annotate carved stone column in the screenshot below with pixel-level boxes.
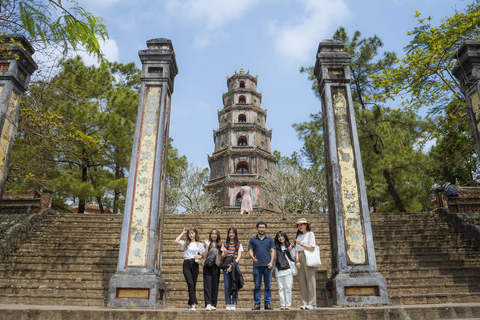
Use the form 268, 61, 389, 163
453, 41, 480, 160
108, 38, 177, 308
0, 35, 37, 205
314, 40, 388, 306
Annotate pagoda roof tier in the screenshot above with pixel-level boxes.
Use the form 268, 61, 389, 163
218, 104, 267, 116
222, 87, 262, 99
205, 174, 262, 188
226, 68, 258, 83
208, 147, 277, 163
213, 123, 272, 137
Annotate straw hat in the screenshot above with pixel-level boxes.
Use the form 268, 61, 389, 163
294, 218, 311, 228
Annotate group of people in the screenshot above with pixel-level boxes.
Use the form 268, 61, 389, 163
175, 218, 318, 311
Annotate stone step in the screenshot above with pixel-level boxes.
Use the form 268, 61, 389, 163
385, 274, 480, 286
0, 294, 105, 306
389, 292, 480, 305
3, 303, 480, 320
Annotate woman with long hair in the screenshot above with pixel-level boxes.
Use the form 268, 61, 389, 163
202, 228, 222, 311
175, 227, 205, 310
294, 218, 317, 310
221, 226, 243, 311
274, 230, 295, 310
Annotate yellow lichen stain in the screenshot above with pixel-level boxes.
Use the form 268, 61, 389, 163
127, 86, 162, 266
469, 91, 480, 133
332, 88, 366, 265
0, 88, 18, 173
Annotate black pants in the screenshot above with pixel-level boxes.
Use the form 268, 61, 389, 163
183, 258, 199, 305
203, 264, 220, 307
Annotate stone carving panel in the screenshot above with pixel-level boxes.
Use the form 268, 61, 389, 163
332, 87, 367, 265
0, 88, 18, 171
127, 85, 162, 267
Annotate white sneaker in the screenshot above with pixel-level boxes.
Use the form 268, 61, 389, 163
300, 305, 307, 310
305, 305, 316, 310
231, 305, 236, 311
206, 304, 212, 311
191, 305, 197, 311
211, 305, 216, 311
226, 305, 231, 311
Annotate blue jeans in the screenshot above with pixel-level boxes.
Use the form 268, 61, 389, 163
252, 266, 272, 305
223, 270, 237, 305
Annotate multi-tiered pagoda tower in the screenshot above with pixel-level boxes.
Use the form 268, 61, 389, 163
206, 66, 277, 212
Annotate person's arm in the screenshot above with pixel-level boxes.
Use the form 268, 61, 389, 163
203, 240, 210, 258
248, 239, 258, 263
303, 232, 316, 251
267, 247, 275, 269
235, 249, 242, 263
295, 248, 301, 268
175, 227, 187, 245
248, 248, 257, 263
221, 243, 227, 259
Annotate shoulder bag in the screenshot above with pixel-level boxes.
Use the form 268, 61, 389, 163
204, 247, 217, 267
286, 250, 298, 276
304, 232, 321, 267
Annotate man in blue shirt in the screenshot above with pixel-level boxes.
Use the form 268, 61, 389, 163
248, 221, 275, 310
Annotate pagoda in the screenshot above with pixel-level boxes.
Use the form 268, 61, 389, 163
206, 66, 277, 212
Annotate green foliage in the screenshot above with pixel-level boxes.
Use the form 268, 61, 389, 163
299, 27, 434, 212
0, 0, 108, 60
6, 57, 139, 212
370, 1, 480, 186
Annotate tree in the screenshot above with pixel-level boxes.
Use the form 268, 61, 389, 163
7, 57, 136, 212
299, 27, 434, 212
168, 164, 221, 215
370, 1, 480, 185
0, 0, 108, 60
261, 164, 327, 214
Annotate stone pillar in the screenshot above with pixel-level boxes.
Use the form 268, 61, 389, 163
453, 41, 480, 160
0, 35, 37, 206
314, 40, 388, 306
108, 38, 177, 308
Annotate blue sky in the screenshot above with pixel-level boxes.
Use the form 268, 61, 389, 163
73, 0, 464, 167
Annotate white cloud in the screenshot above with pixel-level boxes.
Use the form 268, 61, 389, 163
268, 0, 351, 65
77, 38, 120, 66
166, 0, 260, 48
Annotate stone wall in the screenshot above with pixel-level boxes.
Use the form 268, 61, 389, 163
435, 208, 480, 250
0, 208, 53, 260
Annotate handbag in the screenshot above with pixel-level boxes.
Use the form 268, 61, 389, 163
204, 248, 217, 267
304, 232, 321, 267
286, 251, 298, 276
195, 245, 202, 264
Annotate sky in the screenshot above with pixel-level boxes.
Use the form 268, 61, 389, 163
68, 0, 466, 168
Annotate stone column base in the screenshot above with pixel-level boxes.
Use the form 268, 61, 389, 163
326, 272, 388, 306
107, 272, 166, 308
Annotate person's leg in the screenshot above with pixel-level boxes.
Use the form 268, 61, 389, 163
212, 265, 220, 307
183, 259, 195, 306
191, 261, 199, 305
203, 266, 212, 307
264, 267, 272, 306
252, 267, 262, 306
223, 270, 231, 305
277, 274, 286, 307
298, 252, 308, 307
285, 273, 293, 307
305, 265, 316, 307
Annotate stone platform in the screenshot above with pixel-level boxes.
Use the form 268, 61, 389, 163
1, 303, 480, 320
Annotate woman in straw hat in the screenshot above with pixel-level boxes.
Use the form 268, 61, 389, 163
294, 218, 317, 310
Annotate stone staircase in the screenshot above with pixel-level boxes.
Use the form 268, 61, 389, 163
0, 211, 480, 309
